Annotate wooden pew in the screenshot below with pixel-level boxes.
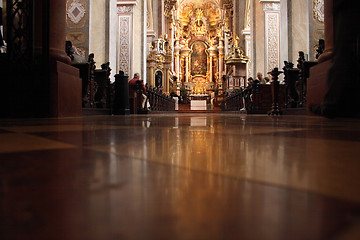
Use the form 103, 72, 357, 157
222, 84, 286, 114
129, 80, 147, 114
297, 51, 317, 107
94, 62, 111, 109
146, 88, 175, 112
71, 53, 96, 108
283, 61, 300, 108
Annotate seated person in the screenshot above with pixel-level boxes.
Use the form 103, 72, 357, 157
129, 73, 147, 109
265, 77, 271, 85
65, 41, 86, 64
256, 72, 265, 84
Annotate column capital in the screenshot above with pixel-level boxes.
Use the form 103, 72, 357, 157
117, 0, 137, 6
117, 5, 134, 14
262, 2, 280, 12
117, 0, 137, 14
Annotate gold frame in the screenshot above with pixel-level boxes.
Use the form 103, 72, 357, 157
189, 40, 209, 82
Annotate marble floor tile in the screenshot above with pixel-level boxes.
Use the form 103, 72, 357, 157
0, 113, 360, 240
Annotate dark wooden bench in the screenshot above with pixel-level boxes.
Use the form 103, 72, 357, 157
129, 80, 147, 114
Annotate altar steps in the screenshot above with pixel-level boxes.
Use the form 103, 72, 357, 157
176, 109, 222, 113
177, 103, 222, 113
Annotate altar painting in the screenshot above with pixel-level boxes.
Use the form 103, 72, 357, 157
190, 41, 207, 76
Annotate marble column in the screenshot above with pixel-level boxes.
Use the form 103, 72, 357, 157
242, 0, 252, 80
242, 29, 251, 79
117, 2, 136, 76
261, 0, 280, 74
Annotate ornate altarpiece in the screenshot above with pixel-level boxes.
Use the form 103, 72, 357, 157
147, 0, 249, 95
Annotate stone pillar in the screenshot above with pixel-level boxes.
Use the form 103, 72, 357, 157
261, 0, 280, 74
46, 0, 82, 117
34, 0, 69, 62
117, 2, 136, 76
242, 0, 252, 80
317, 0, 333, 63
242, 29, 251, 79
146, 0, 154, 33
306, 0, 334, 114
49, 0, 71, 64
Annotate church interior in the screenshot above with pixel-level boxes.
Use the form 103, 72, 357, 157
1, 0, 360, 239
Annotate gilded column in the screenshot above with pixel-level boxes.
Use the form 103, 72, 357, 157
174, 40, 181, 79
209, 56, 213, 82
185, 55, 189, 82
165, 69, 170, 93
148, 62, 155, 87
182, 42, 191, 83
209, 44, 217, 83
218, 40, 224, 84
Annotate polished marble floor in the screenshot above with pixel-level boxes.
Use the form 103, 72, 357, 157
1, 113, 360, 240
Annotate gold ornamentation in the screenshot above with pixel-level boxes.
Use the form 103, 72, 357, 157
191, 9, 208, 36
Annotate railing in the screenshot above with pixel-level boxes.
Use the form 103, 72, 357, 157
222, 69, 287, 114
147, 88, 175, 112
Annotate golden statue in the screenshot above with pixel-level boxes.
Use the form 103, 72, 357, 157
234, 34, 240, 47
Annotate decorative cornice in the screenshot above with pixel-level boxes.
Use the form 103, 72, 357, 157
260, 0, 280, 2
263, 3, 280, 11
117, 0, 137, 5
117, 5, 133, 14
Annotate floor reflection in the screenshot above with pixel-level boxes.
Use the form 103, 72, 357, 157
1, 114, 360, 239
